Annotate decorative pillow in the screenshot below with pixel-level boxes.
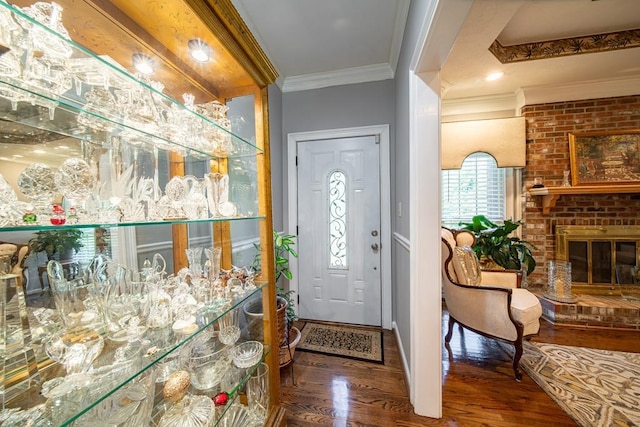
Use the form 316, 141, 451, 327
452, 245, 482, 286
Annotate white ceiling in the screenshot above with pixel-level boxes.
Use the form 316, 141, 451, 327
231, 0, 410, 92
232, 0, 640, 115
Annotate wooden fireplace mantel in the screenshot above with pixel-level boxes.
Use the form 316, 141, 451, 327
530, 184, 640, 214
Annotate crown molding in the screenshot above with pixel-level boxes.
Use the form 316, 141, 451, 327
443, 76, 640, 117
389, 0, 410, 73
517, 76, 640, 109
442, 93, 518, 118
281, 63, 394, 93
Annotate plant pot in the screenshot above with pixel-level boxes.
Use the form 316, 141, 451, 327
278, 326, 301, 367
242, 297, 264, 341
275, 298, 287, 347
242, 296, 288, 344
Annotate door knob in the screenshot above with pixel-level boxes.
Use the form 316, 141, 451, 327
371, 243, 379, 252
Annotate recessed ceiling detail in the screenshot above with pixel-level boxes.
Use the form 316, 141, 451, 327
489, 29, 640, 64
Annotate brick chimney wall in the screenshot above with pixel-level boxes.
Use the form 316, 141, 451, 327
521, 94, 640, 288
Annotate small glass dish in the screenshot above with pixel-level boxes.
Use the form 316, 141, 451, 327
230, 341, 263, 368
219, 403, 252, 427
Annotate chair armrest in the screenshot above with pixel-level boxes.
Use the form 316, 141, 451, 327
443, 281, 520, 341
481, 269, 522, 289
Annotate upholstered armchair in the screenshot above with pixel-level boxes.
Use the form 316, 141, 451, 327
441, 227, 542, 381
0, 243, 29, 288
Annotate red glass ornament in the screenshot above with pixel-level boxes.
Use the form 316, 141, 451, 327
212, 392, 228, 406
50, 204, 66, 225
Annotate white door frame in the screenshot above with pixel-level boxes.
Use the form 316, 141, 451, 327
287, 124, 392, 329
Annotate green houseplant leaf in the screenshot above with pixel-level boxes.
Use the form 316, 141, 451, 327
28, 229, 84, 259
459, 215, 537, 276
253, 230, 299, 328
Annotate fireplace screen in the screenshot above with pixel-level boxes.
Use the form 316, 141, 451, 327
556, 226, 640, 295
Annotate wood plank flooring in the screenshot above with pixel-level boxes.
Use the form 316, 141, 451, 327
279, 313, 640, 426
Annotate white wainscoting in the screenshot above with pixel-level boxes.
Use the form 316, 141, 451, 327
392, 231, 411, 389
394, 232, 411, 252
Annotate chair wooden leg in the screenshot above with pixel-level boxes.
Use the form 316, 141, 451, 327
512, 338, 523, 382
445, 315, 456, 343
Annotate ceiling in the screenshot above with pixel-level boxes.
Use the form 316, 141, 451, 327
231, 0, 640, 116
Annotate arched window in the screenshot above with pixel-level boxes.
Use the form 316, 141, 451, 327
441, 152, 506, 227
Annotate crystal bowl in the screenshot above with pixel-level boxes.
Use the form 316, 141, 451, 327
219, 404, 252, 427
230, 341, 263, 368
180, 332, 231, 391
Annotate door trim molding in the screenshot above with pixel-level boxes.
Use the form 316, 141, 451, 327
287, 124, 392, 329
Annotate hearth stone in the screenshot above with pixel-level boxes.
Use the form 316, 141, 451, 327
532, 289, 640, 330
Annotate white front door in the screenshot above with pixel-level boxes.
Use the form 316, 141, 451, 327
297, 136, 381, 326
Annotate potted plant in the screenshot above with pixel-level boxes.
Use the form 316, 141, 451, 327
28, 229, 84, 261
245, 230, 300, 366
459, 215, 537, 276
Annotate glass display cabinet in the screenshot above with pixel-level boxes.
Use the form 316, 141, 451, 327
0, 0, 283, 425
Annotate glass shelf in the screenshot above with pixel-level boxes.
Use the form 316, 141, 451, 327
0, 1, 262, 159
8, 284, 269, 426
149, 345, 272, 426
0, 214, 266, 233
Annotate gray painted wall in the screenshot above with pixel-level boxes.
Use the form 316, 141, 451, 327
392, 0, 434, 371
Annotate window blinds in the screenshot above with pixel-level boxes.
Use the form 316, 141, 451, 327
441, 152, 505, 227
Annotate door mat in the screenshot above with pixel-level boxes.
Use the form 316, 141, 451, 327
297, 322, 384, 364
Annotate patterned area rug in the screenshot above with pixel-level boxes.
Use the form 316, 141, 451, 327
517, 341, 640, 427
297, 322, 384, 363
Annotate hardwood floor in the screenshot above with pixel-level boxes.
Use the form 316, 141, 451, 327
279, 313, 639, 426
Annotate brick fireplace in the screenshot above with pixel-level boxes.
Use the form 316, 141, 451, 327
521, 95, 640, 329
522, 95, 640, 291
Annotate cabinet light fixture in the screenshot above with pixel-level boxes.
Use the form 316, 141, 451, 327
188, 39, 211, 63
132, 53, 155, 75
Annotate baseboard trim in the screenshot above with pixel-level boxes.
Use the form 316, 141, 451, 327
392, 321, 411, 392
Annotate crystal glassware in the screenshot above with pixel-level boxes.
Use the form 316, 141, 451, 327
44, 326, 104, 374
103, 265, 151, 341
48, 261, 104, 330
157, 394, 215, 427
219, 404, 252, 427
55, 157, 97, 217
246, 362, 269, 424
218, 307, 240, 346
204, 247, 222, 281
180, 332, 232, 391
185, 247, 203, 278
163, 176, 188, 218
183, 176, 209, 220
230, 341, 263, 369
17, 163, 57, 215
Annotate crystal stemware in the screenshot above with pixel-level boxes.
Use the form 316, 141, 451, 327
218, 307, 240, 346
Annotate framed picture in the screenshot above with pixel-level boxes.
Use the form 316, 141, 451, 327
569, 129, 640, 186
